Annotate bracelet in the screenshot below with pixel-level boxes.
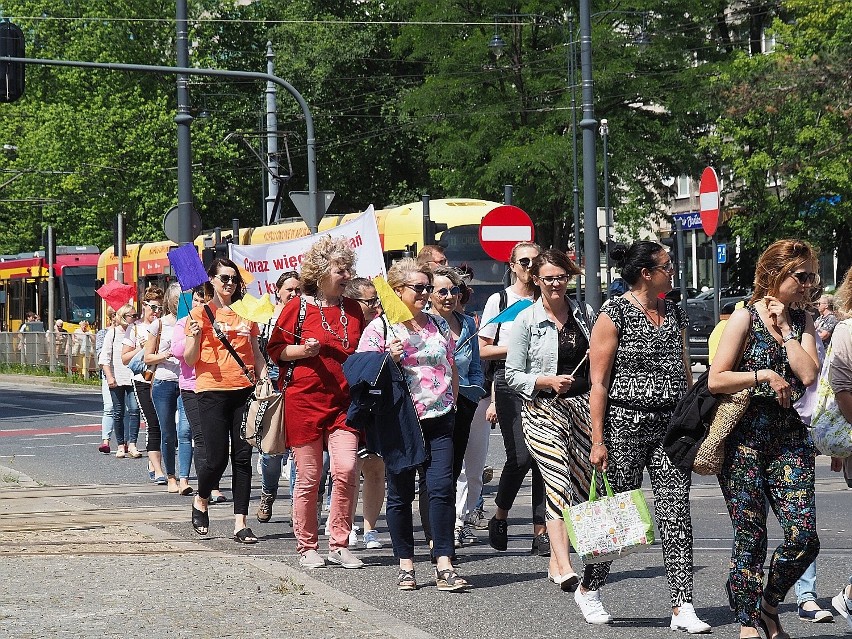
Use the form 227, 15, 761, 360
782, 332, 796, 343
753, 369, 759, 388
592, 441, 605, 447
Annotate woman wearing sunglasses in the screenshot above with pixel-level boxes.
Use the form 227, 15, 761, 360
426, 266, 485, 549
709, 240, 821, 639
585, 241, 710, 632
98, 303, 141, 459
357, 258, 467, 591
504, 250, 592, 592
121, 285, 164, 468
184, 258, 268, 544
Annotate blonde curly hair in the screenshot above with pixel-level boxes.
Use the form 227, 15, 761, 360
299, 235, 357, 297
386, 257, 432, 290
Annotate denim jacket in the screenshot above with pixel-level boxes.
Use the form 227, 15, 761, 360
505, 297, 594, 401
453, 311, 486, 402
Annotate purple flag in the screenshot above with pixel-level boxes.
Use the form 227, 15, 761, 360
167, 244, 209, 291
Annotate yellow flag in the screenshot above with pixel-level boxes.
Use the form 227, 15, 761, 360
373, 276, 413, 325
231, 292, 276, 324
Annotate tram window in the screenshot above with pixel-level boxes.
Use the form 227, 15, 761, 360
62, 266, 96, 323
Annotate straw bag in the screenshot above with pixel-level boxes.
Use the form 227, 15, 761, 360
563, 470, 655, 564
692, 389, 751, 475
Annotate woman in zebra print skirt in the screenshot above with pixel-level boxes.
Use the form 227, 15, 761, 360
505, 249, 594, 592
585, 241, 710, 633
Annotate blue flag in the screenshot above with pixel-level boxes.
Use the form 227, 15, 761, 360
483, 299, 533, 326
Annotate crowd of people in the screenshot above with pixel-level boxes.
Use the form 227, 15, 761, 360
89, 235, 851, 634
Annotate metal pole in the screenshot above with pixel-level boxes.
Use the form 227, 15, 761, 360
1, 58, 321, 235
232, 218, 240, 245
421, 193, 430, 252
568, 11, 582, 309
503, 184, 513, 205
676, 219, 687, 312
712, 236, 721, 324
116, 213, 125, 284
579, 0, 600, 310
47, 225, 56, 373
600, 118, 612, 295
175, 0, 193, 246
265, 42, 280, 226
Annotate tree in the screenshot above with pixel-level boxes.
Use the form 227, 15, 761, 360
702, 0, 852, 284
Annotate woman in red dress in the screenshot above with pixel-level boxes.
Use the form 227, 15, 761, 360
267, 235, 365, 570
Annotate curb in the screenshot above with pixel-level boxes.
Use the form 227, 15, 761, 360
0, 373, 100, 392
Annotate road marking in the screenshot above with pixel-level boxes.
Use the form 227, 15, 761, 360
0, 424, 101, 437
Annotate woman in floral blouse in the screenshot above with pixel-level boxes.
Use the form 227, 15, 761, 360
356, 258, 466, 592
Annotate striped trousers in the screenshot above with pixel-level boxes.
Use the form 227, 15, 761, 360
521, 393, 593, 520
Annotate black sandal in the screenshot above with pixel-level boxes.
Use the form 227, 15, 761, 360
233, 527, 258, 544
435, 568, 470, 591
397, 569, 417, 591
759, 604, 791, 639
191, 505, 209, 536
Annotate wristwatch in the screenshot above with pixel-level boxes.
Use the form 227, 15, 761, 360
782, 332, 796, 343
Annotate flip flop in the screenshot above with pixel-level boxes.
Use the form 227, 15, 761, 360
233, 528, 258, 544
210, 494, 228, 504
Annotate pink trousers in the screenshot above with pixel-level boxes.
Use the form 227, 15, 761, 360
291, 428, 359, 553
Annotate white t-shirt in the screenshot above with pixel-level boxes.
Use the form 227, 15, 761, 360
147, 318, 181, 381
479, 287, 534, 349
122, 321, 153, 383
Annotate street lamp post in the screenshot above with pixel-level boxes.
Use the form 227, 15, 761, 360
600, 118, 612, 294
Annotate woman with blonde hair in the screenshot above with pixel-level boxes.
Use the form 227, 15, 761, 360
709, 239, 821, 639
144, 282, 184, 494
357, 258, 466, 591
98, 304, 141, 458
267, 235, 366, 569
121, 285, 164, 467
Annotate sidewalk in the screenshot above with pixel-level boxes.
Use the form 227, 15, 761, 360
0, 372, 100, 392
0, 466, 433, 639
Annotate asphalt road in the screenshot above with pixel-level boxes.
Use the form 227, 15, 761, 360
1, 379, 850, 639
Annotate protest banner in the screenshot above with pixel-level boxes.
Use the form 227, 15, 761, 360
229, 206, 386, 298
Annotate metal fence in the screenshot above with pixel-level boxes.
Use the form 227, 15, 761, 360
0, 331, 98, 377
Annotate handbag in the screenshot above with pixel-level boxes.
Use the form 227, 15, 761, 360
811, 319, 852, 458
142, 324, 161, 382
692, 388, 751, 475
562, 470, 655, 564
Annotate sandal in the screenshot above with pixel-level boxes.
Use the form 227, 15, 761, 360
233, 527, 258, 544
180, 486, 195, 496
191, 505, 209, 536
760, 604, 791, 639
397, 569, 417, 591
435, 568, 469, 591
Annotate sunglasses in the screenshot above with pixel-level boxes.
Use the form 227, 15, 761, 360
353, 296, 380, 308
214, 274, 238, 285
653, 261, 675, 274
434, 286, 461, 297
513, 257, 533, 269
790, 271, 820, 286
537, 275, 570, 285
404, 283, 435, 295
123, 313, 138, 320
145, 304, 163, 312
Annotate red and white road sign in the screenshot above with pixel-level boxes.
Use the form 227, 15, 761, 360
478, 205, 535, 263
699, 167, 720, 237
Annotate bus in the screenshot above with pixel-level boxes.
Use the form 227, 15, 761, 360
97, 198, 510, 323
0, 246, 100, 331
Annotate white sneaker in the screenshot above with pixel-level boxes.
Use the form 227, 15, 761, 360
299, 549, 326, 569
833, 588, 852, 631
574, 587, 613, 624
327, 548, 364, 569
670, 603, 712, 634
348, 526, 359, 546
363, 529, 383, 549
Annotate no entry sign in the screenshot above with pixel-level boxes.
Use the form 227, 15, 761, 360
699, 167, 720, 237
479, 205, 535, 263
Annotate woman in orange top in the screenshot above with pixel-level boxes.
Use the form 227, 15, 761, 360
184, 258, 267, 544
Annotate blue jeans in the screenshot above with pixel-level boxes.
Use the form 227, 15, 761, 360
176, 393, 194, 480
794, 560, 818, 605
152, 379, 180, 477
100, 374, 114, 441
260, 451, 291, 496
108, 385, 140, 446
386, 411, 455, 560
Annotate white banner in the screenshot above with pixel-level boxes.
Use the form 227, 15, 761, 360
229, 206, 386, 298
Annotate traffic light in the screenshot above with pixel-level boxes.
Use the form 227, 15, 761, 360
424, 219, 448, 246
0, 20, 25, 103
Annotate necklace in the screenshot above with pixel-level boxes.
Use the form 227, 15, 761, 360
629, 291, 662, 327
316, 298, 349, 349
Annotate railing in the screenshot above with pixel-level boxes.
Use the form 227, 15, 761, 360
0, 331, 98, 378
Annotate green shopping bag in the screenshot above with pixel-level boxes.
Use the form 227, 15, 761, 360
562, 470, 655, 564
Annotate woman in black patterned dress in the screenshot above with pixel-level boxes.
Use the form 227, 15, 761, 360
579, 241, 711, 633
